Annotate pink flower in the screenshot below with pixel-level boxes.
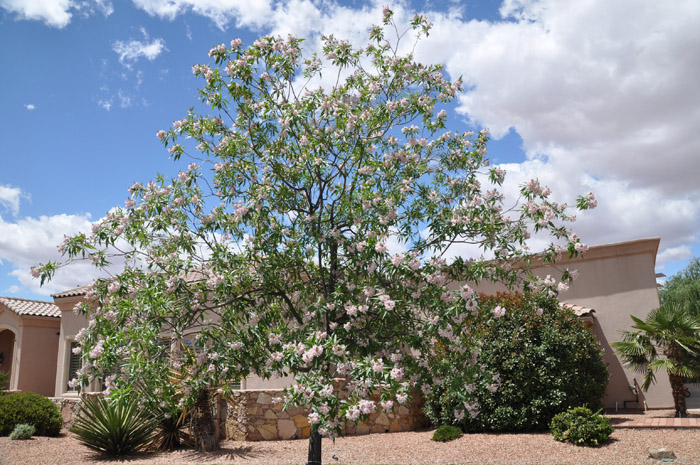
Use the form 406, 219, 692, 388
492, 306, 506, 318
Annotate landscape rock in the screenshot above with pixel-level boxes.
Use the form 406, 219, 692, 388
648, 447, 676, 460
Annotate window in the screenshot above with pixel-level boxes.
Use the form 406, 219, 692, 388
67, 341, 82, 391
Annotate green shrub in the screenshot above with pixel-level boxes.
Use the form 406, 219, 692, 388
424, 293, 609, 432
71, 395, 157, 456
0, 372, 8, 392
550, 406, 614, 446
0, 392, 62, 436
432, 425, 463, 442
9, 423, 35, 440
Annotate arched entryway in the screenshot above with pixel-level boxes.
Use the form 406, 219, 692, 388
0, 328, 16, 389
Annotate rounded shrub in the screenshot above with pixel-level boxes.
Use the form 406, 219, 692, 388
550, 406, 614, 446
0, 392, 62, 436
10, 423, 36, 440
432, 425, 463, 442
424, 293, 609, 432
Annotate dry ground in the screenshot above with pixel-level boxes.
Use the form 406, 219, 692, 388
1, 410, 698, 465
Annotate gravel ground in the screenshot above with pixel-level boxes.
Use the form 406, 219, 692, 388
1, 411, 699, 465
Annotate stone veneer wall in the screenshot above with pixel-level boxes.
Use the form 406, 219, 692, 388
51, 393, 102, 429
224, 389, 428, 441
52, 389, 428, 441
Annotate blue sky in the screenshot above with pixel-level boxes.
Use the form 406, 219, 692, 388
1, 0, 699, 300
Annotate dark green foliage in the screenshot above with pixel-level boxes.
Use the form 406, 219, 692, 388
9, 423, 35, 440
0, 392, 62, 436
660, 257, 700, 316
424, 293, 609, 432
431, 425, 463, 442
149, 409, 192, 451
71, 396, 157, 456
0, 372, 8, 392
550, 406, 613, 446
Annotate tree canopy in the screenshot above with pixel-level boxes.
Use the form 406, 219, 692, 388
37, 9, 596, 457
660, 257, 700, 316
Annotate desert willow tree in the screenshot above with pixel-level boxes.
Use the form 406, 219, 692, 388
36, 9, 596, 462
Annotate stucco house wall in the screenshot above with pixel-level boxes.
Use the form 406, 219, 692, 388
536, 238, 670, 409
9, 236, 668, 411
0, 298, 60, 397
471, 237, 669, 409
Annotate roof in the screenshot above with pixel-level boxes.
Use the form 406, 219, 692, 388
0, 296, 60, 318
560, 302, 596, 319
51, 285, 90, 298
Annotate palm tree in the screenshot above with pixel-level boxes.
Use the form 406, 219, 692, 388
612, 303, 700, 417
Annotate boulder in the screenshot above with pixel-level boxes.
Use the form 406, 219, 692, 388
648, 447, 676, 461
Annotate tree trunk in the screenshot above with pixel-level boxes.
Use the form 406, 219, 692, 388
307, 428, 322, 465
669, 373, 687, 417
192, 389, 221, 451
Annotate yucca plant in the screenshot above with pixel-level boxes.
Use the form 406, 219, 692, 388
148, 406, 193, 451
71, 396, 157, 456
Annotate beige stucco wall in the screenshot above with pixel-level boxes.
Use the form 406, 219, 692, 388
54, 295, 91, 397
473, 238, 670, 409
16, 319, 60, 397
50, 238, 669, 409
537, 238, 671, 409
0, 306, 59, 397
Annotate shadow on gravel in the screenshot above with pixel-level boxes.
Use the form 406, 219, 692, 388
85, 445, 263, 463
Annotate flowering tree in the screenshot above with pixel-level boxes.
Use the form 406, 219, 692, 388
37, 9, 595, 462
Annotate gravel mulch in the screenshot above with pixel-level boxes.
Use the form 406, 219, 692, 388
1, 411, 699, 465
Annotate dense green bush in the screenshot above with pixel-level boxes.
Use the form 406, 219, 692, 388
71, 395, 157, 456
431, 425, 463, 442
0, 372, 8, 392
424, 293, 609, 432
9, 423, 35, 440
550, 406, 614, 446
0, 392, 62, 436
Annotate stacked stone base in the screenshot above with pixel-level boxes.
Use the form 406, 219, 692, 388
224, 389, 428, 441
53, 389, 428, 441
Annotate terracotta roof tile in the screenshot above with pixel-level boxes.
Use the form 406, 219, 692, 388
560, 302, 596, 318
0, 296, 60, 318
51, 285, 89, 298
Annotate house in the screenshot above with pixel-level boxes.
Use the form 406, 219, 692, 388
0, 297, 60, 397
1, 237, 673, 411
472, 237, 670, 409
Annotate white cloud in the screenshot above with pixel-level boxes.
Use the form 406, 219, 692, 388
0, 185, 25, 217
656, 245, 693, 270
24, 104, 35, 111
118, 89, 132, 108
0, 212, 104, 296
112, 27, 167, 67
132, 0, 272, 30
0, 0, 112, 28
97, 98, 112, 111
388, 0, 700, 269
0, 0, 74, 28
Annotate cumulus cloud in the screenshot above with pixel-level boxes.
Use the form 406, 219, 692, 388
24, 104, 35, 111
0, 0, 112, 28
134, 0, 698, 269
0, 185, 25, 217
0, 212, 102, 296
388, 0, 700, 268
131, 0, 272, 30
112, 27, 167, 67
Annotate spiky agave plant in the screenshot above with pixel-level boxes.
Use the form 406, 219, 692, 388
71, 396, 157, 456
